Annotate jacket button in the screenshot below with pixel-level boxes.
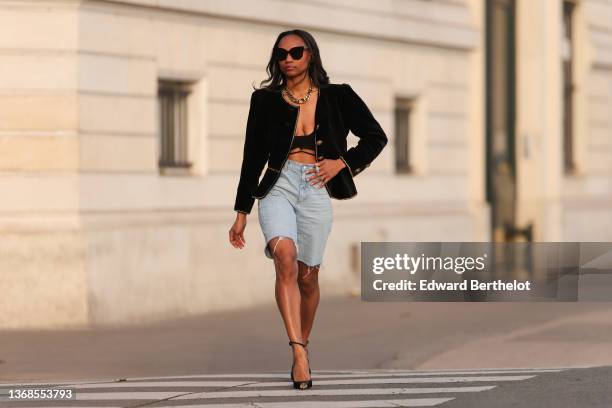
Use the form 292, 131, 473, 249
316, 140, 323, 145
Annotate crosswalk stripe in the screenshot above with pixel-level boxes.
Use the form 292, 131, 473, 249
64, 380, 254, 388
62, 385, 494, 400
79, 368, 565, 386
237, 374, 536, 387
121, 368, 564, 381
0, 380, 112, 387
116, 368, 563, 380
168, 398, 456, 407
0, 368, 564, 387
310, 369, 562, 376
16, 375, 528, 395
55, 373, 534, 389
176, 386, 496, 399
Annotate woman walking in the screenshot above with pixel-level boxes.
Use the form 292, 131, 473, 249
228, 29, 387, 390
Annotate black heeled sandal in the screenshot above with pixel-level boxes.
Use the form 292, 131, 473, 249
289, 340, 311, 377
293, 340, 311, 375
288, 340, 312, 389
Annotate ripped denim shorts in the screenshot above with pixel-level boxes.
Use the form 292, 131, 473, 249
257, 159, 333, 271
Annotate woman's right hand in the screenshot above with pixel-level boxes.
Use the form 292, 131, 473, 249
229, 213, 247, 249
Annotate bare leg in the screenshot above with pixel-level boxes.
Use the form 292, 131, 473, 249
297, 261, 320, 347
269, 236, 310, 382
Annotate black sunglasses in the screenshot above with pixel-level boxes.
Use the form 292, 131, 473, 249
273, 46, 309, 61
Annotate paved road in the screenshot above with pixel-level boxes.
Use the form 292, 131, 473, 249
2, 294, 612, 407
1, 366, 610, 407
2, 295, 612, 382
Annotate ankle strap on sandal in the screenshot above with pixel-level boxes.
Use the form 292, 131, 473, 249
288, 340, 307, 348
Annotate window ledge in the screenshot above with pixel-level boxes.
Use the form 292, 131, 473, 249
159, 165, 193, 177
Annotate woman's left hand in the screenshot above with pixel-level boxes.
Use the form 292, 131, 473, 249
306, 159, 346, 188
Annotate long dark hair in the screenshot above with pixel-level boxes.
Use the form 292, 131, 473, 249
254, 29, 330, 92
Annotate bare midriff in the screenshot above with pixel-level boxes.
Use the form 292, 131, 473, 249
288, 148, 316, 164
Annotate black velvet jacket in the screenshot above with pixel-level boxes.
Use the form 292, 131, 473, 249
234, 82, 388, 214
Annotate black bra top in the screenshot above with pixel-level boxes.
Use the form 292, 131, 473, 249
290, 129, 316, 155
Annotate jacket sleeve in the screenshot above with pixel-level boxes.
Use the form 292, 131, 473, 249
233, 90, 268, 214
339, 83, 388, 177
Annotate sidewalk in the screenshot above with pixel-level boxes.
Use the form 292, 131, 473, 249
1, 294, 611, 383
402, 307, 612, 370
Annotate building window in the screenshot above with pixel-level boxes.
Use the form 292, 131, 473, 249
394, 97, 413, 174
562, 0, 576, 174
158, 80, 193, 171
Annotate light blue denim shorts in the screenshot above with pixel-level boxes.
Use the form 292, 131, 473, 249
257, 158, 333, 269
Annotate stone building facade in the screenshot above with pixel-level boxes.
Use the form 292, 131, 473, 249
1, 0, 610, 328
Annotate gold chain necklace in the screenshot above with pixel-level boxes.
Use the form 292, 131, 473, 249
283, 83, 313, 104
